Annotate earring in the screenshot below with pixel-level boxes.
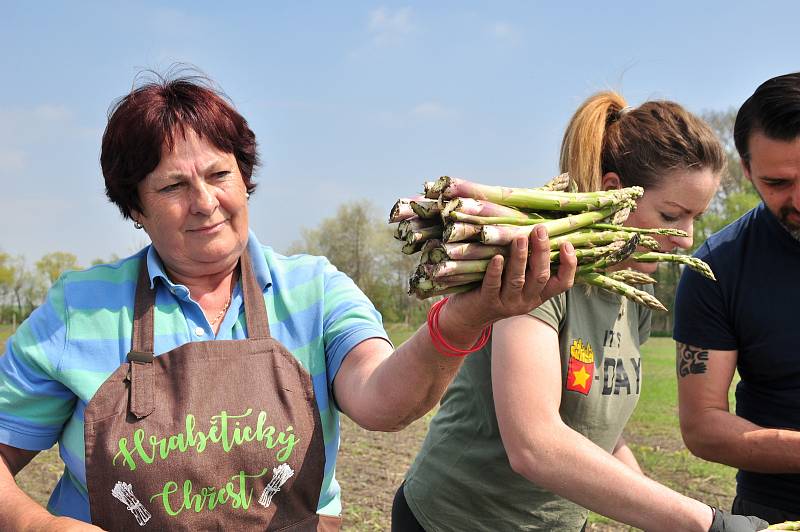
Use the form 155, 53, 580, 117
134, 221, 143, 229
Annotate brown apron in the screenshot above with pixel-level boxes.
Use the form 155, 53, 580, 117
84, 249, 341, 531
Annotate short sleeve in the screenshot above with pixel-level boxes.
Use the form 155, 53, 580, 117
320, 260, 391, 387
0, 278, 77, 450
529, 292, 567, 332
673, 243, 736, 350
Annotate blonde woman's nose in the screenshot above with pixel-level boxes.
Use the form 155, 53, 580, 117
669, 233, 693, 251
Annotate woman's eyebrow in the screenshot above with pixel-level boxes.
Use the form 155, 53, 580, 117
664, 200, 692, 214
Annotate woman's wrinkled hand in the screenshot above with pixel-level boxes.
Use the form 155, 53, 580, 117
447, 225, 577, 331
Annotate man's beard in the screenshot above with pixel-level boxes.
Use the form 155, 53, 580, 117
754, 186, 800, 241
778, 205, 800, 241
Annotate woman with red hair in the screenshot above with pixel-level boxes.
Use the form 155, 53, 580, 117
0, 72, 576, 530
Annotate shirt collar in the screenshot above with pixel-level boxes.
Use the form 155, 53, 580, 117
145, 229, 273, 292
245, 229, 273, 291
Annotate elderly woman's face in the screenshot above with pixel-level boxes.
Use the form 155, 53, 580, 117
133, 129, 249, 278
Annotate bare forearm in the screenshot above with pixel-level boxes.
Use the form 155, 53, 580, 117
683, 408, 800, 473
351, 320, 477, 431
612, 437, 643, 475
509, 424, 710, 532
0, 457, 55, 530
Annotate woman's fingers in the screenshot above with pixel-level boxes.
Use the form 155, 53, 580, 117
522, 225, 553, 301
540, 241, 577, 301
480, 254, 505, 299
465, 225, 575, 326
500, 235, 530, 299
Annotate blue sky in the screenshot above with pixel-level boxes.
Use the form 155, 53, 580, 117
2, 1, 800, 265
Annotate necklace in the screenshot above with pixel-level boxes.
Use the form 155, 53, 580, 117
209, 296, 232, 327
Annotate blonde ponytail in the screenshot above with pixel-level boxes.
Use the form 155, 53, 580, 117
559, 91, 627, 192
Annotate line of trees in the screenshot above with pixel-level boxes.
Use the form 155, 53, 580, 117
0, 251, 125, 325
0, 252, 81, 324
287, 200, 430, 325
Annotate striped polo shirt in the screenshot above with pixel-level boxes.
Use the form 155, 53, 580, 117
0, 230, 389, 522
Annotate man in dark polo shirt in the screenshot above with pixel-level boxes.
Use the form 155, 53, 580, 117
674, 72, 800, 524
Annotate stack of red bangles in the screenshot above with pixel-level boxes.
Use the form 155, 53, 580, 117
427, 297, 492, 357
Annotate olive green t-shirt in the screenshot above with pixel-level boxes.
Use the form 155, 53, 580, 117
403, 286, 652, 531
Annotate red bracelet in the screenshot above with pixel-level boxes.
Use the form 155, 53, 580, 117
427, 297, 492, 357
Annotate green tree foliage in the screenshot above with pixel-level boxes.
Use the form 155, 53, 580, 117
0, 253, 13, 293
691, 108, 760, 248
91, 253, 121, 266
0, 254, 47, 323
36, 252, 80, 286
287, 200, 426, 324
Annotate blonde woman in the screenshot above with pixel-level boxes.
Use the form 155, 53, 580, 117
392, 92, 768, 532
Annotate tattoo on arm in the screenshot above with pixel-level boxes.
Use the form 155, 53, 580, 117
677, 342, 709, 378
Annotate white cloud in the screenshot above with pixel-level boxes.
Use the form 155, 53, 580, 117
368, 6, 413, 46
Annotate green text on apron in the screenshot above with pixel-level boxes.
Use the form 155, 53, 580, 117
84, 249, 340, 531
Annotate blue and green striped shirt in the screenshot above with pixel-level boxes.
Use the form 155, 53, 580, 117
0, 230, 389, 522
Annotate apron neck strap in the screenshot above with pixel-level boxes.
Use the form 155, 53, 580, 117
131, 257, 155, 354
239, 247, 271, 339
130, 248, 272, 354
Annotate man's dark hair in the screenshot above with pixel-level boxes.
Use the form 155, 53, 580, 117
734, 72, 800, 166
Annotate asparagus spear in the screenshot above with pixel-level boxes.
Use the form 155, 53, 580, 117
405, 225, 444, 245
607, 270, 657, 285
590, 223, 689, 238
577, 234, 640, 271
421, 241, 510, 264
480, 202, 633, 245
632, 252, 716, 281
410, 281, 481, 299
443, 222, 482, 243
428, 176, 643, 212
549, 240, 627, 265
441, 198, 540, 221
577, 272, 667, 312
389, 197, 424, 223
410, 199, 443, 218
418, 260, 491, 278
448, 212, 551, 226
638, 235, 661, 250
395, 217, 441, 240
539, 172, 572, 192
547, 230, 636, 250
410, 275, 482, 292
401, 241, 426, 255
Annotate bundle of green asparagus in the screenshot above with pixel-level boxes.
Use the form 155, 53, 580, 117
389, 174, 715, 311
